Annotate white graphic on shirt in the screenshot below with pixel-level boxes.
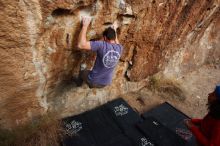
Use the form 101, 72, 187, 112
65, 120, 83, 136
114, 104, 129, 116
103, 50, 120, 68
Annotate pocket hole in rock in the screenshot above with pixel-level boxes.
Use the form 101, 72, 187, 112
66, 33, 70, 46
103, 22, 113, 25
52, 8, 72, 17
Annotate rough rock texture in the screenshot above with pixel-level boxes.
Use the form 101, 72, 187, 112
0, 0, 219, 128
122, 0, 220, 80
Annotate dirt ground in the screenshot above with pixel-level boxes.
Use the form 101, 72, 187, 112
121, 65, 220, 119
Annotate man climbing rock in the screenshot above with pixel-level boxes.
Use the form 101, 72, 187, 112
76, 17, 123, 88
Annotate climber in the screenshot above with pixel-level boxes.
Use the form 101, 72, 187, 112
184, 85, 220, 146
76, 17, 123, 88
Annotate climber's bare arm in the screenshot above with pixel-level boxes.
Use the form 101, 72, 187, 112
78, 17, 91, 50
115, 33, 119, 44
112, 21, 120, 44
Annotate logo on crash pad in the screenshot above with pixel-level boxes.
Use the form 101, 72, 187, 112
114, 104, 129, 116
141, 137, 155, 146
65, 120, 82, 135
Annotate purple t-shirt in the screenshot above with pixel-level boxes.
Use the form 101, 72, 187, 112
88, 41, 123, 85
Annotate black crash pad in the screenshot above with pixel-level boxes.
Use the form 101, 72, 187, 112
124, 127, 156, 146
100, 135, 133, 146
142, 102, 197, 146
62, 99, 135, 146
137, 116, 186, 146
84, 107, 124, 145
62, 99, 196, 146
102, 98, 142, 131
62, 112, 96, 146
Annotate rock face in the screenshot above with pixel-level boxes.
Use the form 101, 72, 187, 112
0, 0, 219, 128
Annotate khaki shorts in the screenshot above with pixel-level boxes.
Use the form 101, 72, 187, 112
80, 70, 106, 88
